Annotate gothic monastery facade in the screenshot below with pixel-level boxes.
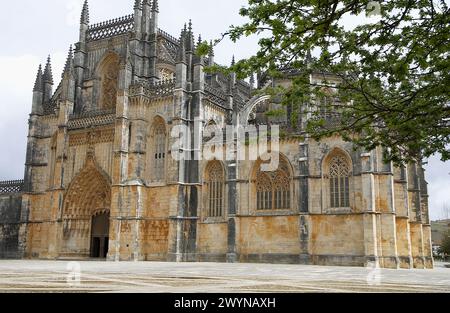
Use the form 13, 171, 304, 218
0, 0, 433, 269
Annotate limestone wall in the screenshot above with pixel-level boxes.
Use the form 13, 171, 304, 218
0, 194, 23, 259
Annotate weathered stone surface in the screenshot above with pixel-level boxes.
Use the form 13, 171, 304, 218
0, 2, 433, 269
0, 195, 22, 259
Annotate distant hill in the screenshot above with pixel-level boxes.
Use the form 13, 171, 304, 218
431, 219, 450, 246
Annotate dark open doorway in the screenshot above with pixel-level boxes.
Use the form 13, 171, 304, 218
90, 212, 110, 258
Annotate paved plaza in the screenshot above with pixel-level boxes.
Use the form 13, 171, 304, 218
0, 260, 448, 293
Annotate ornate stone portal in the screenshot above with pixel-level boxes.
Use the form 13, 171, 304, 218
61, 152, 111, 258
0, 1, 433, 269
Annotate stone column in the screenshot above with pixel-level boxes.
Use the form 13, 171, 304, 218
360, 151, 379, 267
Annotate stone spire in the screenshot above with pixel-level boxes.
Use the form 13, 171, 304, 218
197, 34, 202, 47
142, 0, 151, 11
150, 0, 159, 35
61, 46, 76, 103
32, 64, 44, 115
43, 56, 54, 84
188, 19, 193, 34
208, 41, 215, 57
250, 73, 256, 89
208, 41, 215, 66
152, 0, 159, 12
186, 20, 194, 52
176, 31, 186, 64
306, 49, 312, 69
142, 0, 152, 37
134, 0, 143, 36
231, 55, 236, 67
80, 0, 89, 25
33, 65, 43, 92
42, 56, 54, 103
62, 45, 74, 78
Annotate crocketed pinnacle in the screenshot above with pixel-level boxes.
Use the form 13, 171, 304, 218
250, 73, 255, 88
176, 31, 186, 64
152, 0, 159, 12
62, 45, 74, 78
43, 56, 54, 84
134, 0, 142, 10
33, 65, 43, 92
208, 40, 214, 57
188, 19, 193, 34
80, 0, 89, 24
142, 0, 151, 8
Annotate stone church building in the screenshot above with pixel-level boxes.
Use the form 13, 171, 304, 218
0, 1, 433, 269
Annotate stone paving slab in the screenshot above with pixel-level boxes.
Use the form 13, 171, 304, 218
0, 260, 449, 293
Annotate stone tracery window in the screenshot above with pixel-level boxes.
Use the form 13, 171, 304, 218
257, 172, 272, 210
100, 59, 119, 110
205, 161, 225, 217
329, 155, 350, 208
152, 121, 166, 182
255, 156, 291, 210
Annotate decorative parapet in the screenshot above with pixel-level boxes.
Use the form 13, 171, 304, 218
205, 84, 228, 108
87, 14, 134, 41
158, 29, 179, 44
129, 79, 175, 99
68, 109, 116, 130
0, 180, 24, 195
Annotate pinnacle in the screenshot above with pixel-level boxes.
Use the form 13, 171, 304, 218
62, 45, 74, 78
209, 40, 215, 56
80, 0, 89, 24
134, 0, 142, 10
177, 32, 186, 63
33, 64, 43, 92
43, 55, 54, 84
188, 19, 193, 33
152, 0, 159, 12
250, 73, 256, 88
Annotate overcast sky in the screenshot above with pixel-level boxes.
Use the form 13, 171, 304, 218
0, 0, 448, 220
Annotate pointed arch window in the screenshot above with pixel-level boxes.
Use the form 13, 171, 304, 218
152, 122, 166, 182
205, 161, 225, 217
329, 155, 350, 208
255, 157, 291, 210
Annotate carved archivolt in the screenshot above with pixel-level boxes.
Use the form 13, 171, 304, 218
63, 156, 111, 238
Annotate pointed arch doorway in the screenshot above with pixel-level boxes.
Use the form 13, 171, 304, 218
90, 210, 110, 258
62, 154, 112, 259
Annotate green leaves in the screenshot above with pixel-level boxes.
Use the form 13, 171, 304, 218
218, 0, 450, 164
